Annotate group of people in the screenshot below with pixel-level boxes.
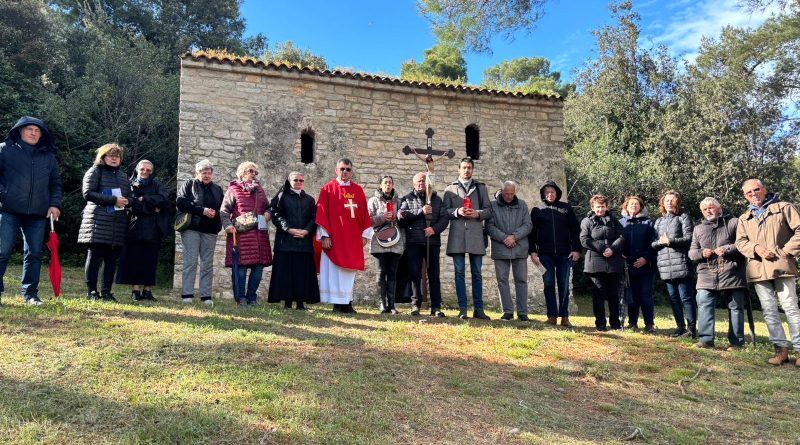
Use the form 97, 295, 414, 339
1, 116, 799, 368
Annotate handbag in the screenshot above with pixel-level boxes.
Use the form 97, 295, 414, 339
375, 222, 400, 248
234, 211, 258, 232
174, 211, 190, 232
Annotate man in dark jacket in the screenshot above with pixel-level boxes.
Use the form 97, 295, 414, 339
399, 172, 450, 317
0, 117, 62, 306
528, 180, 581, 326
688, 198, 747, 350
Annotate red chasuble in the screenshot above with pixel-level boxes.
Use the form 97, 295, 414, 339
315, 179, 372, 270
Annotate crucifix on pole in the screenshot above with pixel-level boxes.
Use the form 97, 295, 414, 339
401, 128, 455, 205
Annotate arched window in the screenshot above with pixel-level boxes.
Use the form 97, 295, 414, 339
465, 124, 480, 160
301, 129, 314, 164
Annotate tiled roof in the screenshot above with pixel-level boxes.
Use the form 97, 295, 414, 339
182, 52, 563, 102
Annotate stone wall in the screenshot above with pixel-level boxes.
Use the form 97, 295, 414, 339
176, 56, 572, 313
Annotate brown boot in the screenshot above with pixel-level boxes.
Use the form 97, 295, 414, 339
560, 317, 572, 328
545, 317, 557, 325
795, 353, 800, 368
767, 346, 790, 366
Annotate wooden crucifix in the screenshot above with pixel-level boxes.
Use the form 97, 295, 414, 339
402, 128, 455, 205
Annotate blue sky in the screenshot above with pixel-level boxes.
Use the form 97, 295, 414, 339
241, 0, 775, 84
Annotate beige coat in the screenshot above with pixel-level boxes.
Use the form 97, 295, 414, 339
735, 199, 800, 282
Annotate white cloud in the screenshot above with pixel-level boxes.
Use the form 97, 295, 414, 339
643, 0, 778, 61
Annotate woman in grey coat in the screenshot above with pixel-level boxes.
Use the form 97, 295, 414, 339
580, 194, 625, 331
78, 143, 131, 301
651, 190, 696, 338
368, 175, 405, 314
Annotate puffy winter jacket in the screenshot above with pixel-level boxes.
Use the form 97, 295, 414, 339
486, 194, 532, 260
0, 116, 62, 217
580, 211, 625, 274
689, 211, 746, 290
528, 180, 581, 255
620, 209, 657, 276
651, 212, 693, 280
221, 180, 272, 267
78, 164, 131, 246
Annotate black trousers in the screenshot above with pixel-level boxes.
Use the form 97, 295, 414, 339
587, 272, 621, 329
407, 243, 441, 310
373, 252, 400, 310
85, 243, 123, 293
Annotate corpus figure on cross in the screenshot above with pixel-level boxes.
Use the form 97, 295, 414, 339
315, 158, 373, 313
403, 128, 455, 205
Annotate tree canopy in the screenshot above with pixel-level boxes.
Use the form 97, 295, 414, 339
400, 43, 467, 82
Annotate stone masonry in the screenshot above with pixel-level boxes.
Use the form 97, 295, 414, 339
176, 53, 571, 313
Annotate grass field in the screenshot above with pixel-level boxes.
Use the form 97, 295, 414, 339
0, 265, 798, 444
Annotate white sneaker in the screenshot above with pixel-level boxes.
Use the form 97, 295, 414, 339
182, 297, 193, 304
202, 299, 213, 306
26, 297, 44, 306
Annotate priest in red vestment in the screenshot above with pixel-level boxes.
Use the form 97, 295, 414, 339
315, 158, 373, 313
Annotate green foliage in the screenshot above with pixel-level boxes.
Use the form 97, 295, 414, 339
482, 57, 574, 97
400, 43, 467, 82
417, 0, 550, 53
265, 41, 328, 70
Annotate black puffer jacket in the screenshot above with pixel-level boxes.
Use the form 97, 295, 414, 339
0, 116, 62, 216
398, 190, 449, 246
620, 209, 657, 276
176, 178, 223, 233
270, 181, 316, 253
126, 177, 169, 243
688, 211, 746, 290
528, 180, 581, 255
651, 212, 693, 280
580, 211, 625, 274
78, 164, 132, 246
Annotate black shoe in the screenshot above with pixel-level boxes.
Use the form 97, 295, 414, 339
625, 324, 639, 331
142, 290, 157, 301
410, 306, 420, 316
518, 314, 529, 321
689, 327, 697, 339
132, 291, 143, 301
430, 308, 445, 317
644, 325, 656, 334
348, 303, 357, 314
379, 307, 391, 314
669, 328, 687, 338
101, 292, 117, 302
473, 310, 491, 320
458, 309, 468, 320
389, 308, 400, 315
87, 290, 100, 300
296, 302, 307, 311
595, 326, 608, 332
500, 313, 514, 321
332, 304, 344, 313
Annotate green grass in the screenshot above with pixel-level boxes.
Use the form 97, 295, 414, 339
1, 265, 799, 444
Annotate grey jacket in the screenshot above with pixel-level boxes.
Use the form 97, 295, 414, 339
78, 164, 132, 246
688, 212, 746, 290
486, 194, 532, 260
580, 212, 625, 274
443, 179, 492, 256
652, 212, 693, 280
368, 189, 405, 255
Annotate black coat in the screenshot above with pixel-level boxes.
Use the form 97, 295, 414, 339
78, 164, 131, 246
127, 178, 169, 243
398, 190, 449, 246
580, 212, 625, 274
270, 187, 316, 253
0, 117, 62, 217
688, 212, 746, 290
176, 178, 223, 233
620, 211, 657, 276
651, 212, 693, 280
528, 181, 581, 255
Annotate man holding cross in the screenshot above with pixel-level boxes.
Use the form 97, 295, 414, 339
316, 158, 373, 313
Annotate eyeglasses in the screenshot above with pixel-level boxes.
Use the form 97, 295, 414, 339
292, 179, 304, 183
245, 169, 258, 176
339, 167, 352, 172
106, 154, 120, 159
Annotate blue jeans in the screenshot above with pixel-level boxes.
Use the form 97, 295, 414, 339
628, 271, 655, 327
0, 212, 46, 300
237, 265, 263, 304
696, 288, 745, 346
540, 254, 572, 318
452, 253, 483, 310
665, 277, 696, 330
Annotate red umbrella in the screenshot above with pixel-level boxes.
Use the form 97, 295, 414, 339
46, 215, 61, 298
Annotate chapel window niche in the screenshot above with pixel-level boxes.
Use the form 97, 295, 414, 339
465, 124, 480, 160
300, 129, 315, 164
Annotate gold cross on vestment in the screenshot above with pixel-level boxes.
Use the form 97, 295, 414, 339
344, 199, 357, 218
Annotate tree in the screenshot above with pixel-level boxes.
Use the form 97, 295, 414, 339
482, 57, 574, 97
400, 43, 467, 82
417, 0, 550, 53
266, 41, 328, 70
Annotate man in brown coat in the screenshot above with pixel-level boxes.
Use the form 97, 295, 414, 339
735, 179, 800, 367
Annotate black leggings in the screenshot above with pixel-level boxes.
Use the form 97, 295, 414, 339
85, 243, 123, 293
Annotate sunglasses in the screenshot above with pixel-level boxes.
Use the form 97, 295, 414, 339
338, 167, 352, 172
292, 179, 304, 183
245, 169, 258, 175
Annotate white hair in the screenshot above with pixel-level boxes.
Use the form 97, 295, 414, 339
699, 197, 721, 209
195, 159, 213, 173
502, 181, 517, 191
136, 159, 154, 171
